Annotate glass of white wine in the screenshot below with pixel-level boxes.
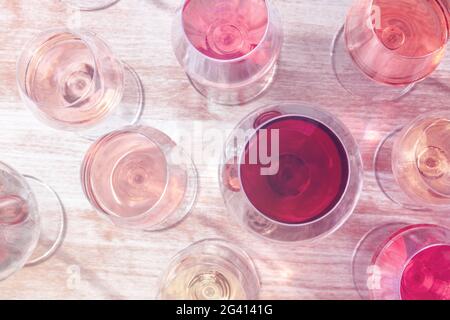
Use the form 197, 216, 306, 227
375, 111, 450, 210
158, 239, 260, 300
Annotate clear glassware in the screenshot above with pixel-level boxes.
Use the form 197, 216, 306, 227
158, 239, 260, 300
172, 0, 283, 105
63, 0, 120, 11
353, 223, 450, 300
219, 103, 363, 243
440, 0, 450, 19
0, 161, 66, 281
375, 111, 450, 210
81, 126, 198, 231
331, 0, 448, 101
16, 28, 143, 139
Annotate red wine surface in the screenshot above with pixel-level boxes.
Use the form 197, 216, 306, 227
240, 116, 349, 224
401, 244, 450, 300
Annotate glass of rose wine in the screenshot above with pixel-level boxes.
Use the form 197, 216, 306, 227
63, 0, 120, 11
331, 0, 448, 101
375, 111, 450, 210
219, 103, 363, 242
439, 0, 450, 21
353, 223, 450, 300
172, 0, 283, 105
17, 28, 143, 138
158, 239, 260, 300
0, 161, 66, 281
81, 126, 197, 230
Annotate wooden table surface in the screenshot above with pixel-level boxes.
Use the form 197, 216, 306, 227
0, 0, 449, 300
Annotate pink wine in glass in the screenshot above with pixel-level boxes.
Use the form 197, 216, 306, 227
182, 0, 268, 60
82, 130, 168, 218
401, 245, 450, 300
346, 0, 448, 85
354, 224, 450, 300
240, 116, 349, 224
23, 31, 122, 128
81, 126, 197, 230
17, 29, 132, 132
0, 195, 29, 226
173, 0, 283, 105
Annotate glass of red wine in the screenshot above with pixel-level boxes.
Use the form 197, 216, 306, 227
81, 126, 198, 231
0, 161, 66, 281
172, 0, 283, 105
219, 103, 363, 242
63, 0, 120, 11
331, 0, 448, 101
353, 223, 450, 300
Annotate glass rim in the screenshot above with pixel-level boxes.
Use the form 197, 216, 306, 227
347, 0, 448, 60
236, 111, 353, 229
80, 125, 173, 223
63, 0, 120, 11
0, 161, 26, 183
177, 0, 274, 64
0, 161, 35, 210
371, 224, 450, 264
157, 238, 261, 299
351, 222, 408, 299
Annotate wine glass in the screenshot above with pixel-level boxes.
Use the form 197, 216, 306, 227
331, 0, 448, 101
158, 239, 260, 300
375, 111, 450, 210
172, 0, 283, 105
16, 28, 144, 139
81, 126, 198, 231
63, 0, 120, 11
0, 161, 66, 281
440, 0, 450, 19
353, 223, 450, 300
219, 103, 364, 243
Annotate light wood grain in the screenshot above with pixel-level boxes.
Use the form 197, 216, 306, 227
0, 0, 449, 300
